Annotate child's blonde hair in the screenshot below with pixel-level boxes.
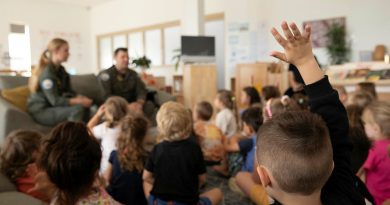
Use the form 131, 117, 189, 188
365, 101, 390, 137
117, 114, 149, 172
29, 38, 68, 93
0, 130, 42, 182
156, 102, 192, 142
104, 96, 128, 128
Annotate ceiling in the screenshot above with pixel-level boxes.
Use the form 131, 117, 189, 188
41, 0, 113, 8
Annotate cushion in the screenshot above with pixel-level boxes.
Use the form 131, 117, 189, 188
0, 172, 16, 192
0, 192, 43, 205
0, 76, 28, 90
1, 86, 30, 112
70, 74, 104, 105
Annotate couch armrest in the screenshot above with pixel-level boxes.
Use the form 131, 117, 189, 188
0, 192, 43, 205
0, 97, 50, 144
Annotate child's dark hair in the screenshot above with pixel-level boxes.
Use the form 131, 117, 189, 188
117, 114, 149, 173
217, 90, 238, 123
350, 91, 375, 108
292, 93, 309, 110
195, 101, 214, 121
0, 130, 42, 182
261, 85, 281, 101
348, 126, 371, 174
346, 105, 364, 129
243, 86, 261, 106
257, 111, 333, 195
357, 82, 377, 99
242, 107, 263, 132
38, 122, 101, 205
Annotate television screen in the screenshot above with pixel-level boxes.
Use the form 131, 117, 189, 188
181, 36, 215, 57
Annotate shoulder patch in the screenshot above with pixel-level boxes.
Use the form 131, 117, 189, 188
100, 73, 110, 81
41, 79, 54, 90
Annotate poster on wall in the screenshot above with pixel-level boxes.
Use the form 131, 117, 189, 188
303, 17, 346, 48
39, 30, 83, 74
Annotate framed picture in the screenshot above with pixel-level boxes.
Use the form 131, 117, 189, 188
303, 17, 346, 48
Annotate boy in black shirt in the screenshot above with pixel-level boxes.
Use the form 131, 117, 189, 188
255, 21, 365, 205
143, 102, 223, 205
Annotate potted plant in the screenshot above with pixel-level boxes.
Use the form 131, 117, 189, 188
171, 48, 181, 71
325, 23, 350, 65
131, 56, 151, 70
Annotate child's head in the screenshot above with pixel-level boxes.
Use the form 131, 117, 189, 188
263, 96, 300, 121
357, 82, 377, 99
350, 91, 375, 108
157, 102, 192, 142
104, 96, 128, 128
362, 101, 390, 140
241, 107, 263, 136
193, 101, 213, 122
38, 122, 101, 205
241, 87, 261, 107
117, 114, 149, 172
0, 130, 42, 182
256, 111, 333, 200
346, 104, 364, 129
214, 90, 236, 111
261, 85, 281, 101
333, 85, 348, 105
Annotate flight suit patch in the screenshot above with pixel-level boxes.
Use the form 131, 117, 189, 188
41, 79, 54, 90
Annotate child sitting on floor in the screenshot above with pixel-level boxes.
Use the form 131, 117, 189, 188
143, 102, 223, 205
193, 101, 225, 164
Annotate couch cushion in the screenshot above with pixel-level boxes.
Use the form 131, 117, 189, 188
0, 192, 43, 205
70, 74, 104, 105
0, 172, 16, 192
0, 76, 28, 90
1, 86, 30, 112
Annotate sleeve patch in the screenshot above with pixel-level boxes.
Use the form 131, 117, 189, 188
100, 73, 110, 81
41, 79, 54, 90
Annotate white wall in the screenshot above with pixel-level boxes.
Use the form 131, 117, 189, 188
0, 0, 92, 74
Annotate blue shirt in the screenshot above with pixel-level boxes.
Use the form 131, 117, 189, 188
238, 134, 256, 172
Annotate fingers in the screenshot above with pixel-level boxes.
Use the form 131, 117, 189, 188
270, 51, 287, 62
289, 22, 302, 38
271, 27, 287, 47
303, 24, 311, 39
281, 21, 294, 41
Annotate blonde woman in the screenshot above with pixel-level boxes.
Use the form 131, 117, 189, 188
27, 38, 93, 126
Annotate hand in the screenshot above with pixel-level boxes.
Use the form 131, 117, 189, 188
270, 21, 314, 68
96, 105, 106, 117
128, 102, 143, 113
79, 96, 93, 108
27, 169, 56, 199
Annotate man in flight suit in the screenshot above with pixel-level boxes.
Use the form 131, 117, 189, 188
97, 48, 147, 113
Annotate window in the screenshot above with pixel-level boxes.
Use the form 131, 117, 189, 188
8, 24, 31, 71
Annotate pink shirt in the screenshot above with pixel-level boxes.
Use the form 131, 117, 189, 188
363, 139, 390, 205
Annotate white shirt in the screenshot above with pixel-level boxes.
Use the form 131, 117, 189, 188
215, 108, 238, 137
92, 122, 121, 173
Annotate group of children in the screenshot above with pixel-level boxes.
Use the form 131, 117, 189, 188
0, 21, 389, 205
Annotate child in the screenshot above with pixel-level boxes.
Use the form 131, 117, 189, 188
193, 101, 225, 163
38, 122, 119, 204
143, 102, 223, 205
0, 130, 50, 202
261, 85, 281, 101
214, 90, 238, 137
255, 21, 365, 205
361, 101, 390, 205
88, 96, 129, 173
224, 107, 263, 173
240, 86, 262, 109
104, 114, 149, 205
357, 82, 377, 100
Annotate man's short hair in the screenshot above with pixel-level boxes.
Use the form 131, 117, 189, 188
195, 101, 213, 121
256, 111, 333, 195
114, 47, 128, 56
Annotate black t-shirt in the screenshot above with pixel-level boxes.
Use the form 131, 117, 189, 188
107, 151, 147, 205
145, 137, 206, 204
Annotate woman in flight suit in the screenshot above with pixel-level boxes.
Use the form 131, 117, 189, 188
27, 38, 93, 126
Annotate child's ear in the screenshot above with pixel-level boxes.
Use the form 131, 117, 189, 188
257, 165, 271, 187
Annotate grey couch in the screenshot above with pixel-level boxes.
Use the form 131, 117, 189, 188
0, 74, 175, 143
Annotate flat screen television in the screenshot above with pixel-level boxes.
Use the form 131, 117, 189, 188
181, 36, 215, 63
